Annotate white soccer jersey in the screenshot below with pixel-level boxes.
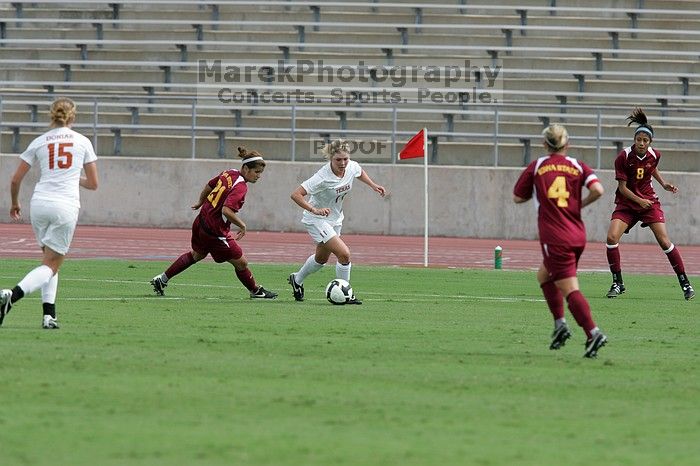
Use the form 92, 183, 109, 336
301, 160, 362, 226
20, 127, 98, 209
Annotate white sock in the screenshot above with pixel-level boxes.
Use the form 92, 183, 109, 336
17, 265, 54, 295
296, 255, 324, 284
555, 318, 566, 329
590, 327, 600, 337
336, 262, 351, 282
41, 273, 58, 304
159, 272, 169, 284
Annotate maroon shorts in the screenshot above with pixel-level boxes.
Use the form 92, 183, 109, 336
190, 218, 242, 263
541, 243, 584, 281
611, 203, 665, 233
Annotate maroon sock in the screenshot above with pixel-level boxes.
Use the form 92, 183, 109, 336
566, 290, 596, 339
606, 244, 621, 273
540, 280, 564, 321
665, 245, 686, 275
164, 252, 196, 280
235, 267, 257, 292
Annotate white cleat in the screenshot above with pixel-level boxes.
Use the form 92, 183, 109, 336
42, 315, 60, 329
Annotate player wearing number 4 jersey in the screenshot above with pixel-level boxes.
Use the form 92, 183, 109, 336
288, 139, 387, 304
513, 124, 607, 358
605, 108, 694, 300
150, 147, 277, 299
1, 98, 99, 329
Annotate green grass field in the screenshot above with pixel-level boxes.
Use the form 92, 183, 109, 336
1, 259, 698, 466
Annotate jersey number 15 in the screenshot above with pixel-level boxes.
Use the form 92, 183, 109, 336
48, 142, 74, 170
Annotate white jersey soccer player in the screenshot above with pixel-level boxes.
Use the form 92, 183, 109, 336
1, 98, 99, 330
288, 140, 387, 304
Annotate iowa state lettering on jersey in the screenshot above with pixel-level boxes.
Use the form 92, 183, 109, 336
537, 164, 580, 176
336, 184, 350, 194
220, 171, 234, 188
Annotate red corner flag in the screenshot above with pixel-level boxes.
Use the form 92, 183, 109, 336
398, 128, 427, 159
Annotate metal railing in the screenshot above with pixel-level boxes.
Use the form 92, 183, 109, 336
2, 96, 698, 168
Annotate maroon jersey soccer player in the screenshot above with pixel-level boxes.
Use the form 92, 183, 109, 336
513, 124, 607, 358
604, 108, 694, 300
150, 147, 277, 299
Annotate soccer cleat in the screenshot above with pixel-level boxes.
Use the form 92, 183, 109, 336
606, 282, 625, 298
0, 289, 12, 326
683, 284, 695, 301
42, 315, 60, 329
150, 275, 167, 296
251, 286, 278, 299
288, 273, 304, 301
549, 324, 572, 350
347, 295, 363, 305
583, 333, 608, 358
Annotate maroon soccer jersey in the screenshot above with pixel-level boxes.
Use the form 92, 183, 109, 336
513, 154, 599, 247
198, 169, 247, 237
613, 146, 661, 210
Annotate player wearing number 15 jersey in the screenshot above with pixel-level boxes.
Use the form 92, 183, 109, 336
150, 147, 277, 299
513, 124, 607, 358
1, 98, 99, 329
287, 139, 387, 303
605, 108, 694, 300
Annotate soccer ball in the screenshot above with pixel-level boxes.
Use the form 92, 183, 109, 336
325, 278, 353, 305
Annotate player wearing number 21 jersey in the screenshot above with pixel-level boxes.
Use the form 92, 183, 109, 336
513, 124, 607, 358
1, 98, 99, 329
150, 147, 277, 299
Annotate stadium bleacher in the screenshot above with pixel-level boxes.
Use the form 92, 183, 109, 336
1, 0, 699, 171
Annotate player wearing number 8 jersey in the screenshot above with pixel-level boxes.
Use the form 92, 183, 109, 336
605, 108, 694, 300
288, 139, 387, 303
513, 124, 607, 358
150, 147, 277, 299
1, 98, 99, 329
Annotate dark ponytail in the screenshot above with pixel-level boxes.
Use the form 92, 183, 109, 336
627, 107, 654, 139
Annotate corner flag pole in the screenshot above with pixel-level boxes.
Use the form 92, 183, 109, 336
397, 128, 429, 267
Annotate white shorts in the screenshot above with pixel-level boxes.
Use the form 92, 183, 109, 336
30, 201, 79, 255
303, 219, 342, 244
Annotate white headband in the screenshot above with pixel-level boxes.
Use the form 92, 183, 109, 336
635, 127, 653, 138
242, 156, 264, 164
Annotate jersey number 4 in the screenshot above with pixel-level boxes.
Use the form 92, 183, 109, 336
48, 142, 73, 169
547, 176, 570, 207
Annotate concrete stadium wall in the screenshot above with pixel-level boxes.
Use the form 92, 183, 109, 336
1, 154, 698, 245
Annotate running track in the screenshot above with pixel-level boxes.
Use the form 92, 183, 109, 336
1, 223, 699, 275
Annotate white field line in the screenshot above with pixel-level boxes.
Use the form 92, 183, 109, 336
1, 275, 545, 303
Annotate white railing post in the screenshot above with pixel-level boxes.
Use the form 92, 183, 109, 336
0, 96, 3, 155
596, 109, 602, 169
291, 104, 296, 161
92, 99, 98, 152
391, 106, 397, 163
191, 99, 197, 159
493, 106, 499, 166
